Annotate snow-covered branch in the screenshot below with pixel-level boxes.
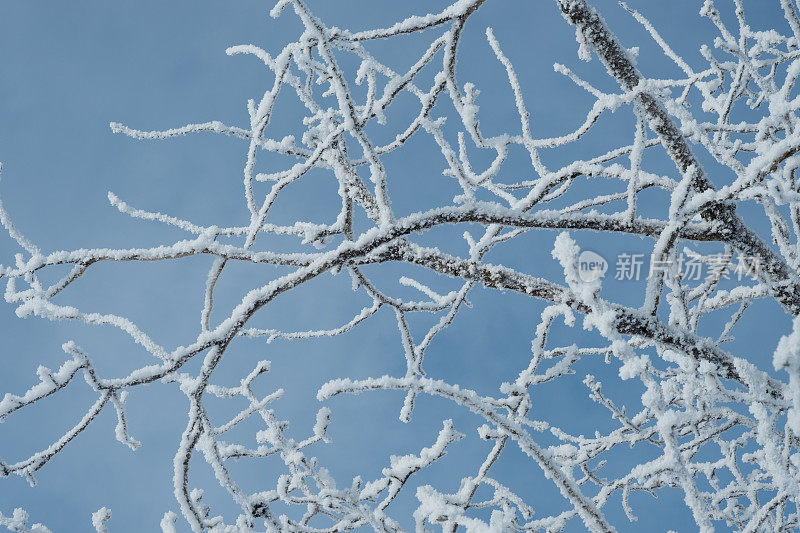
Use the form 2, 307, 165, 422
3, 0, 800, 530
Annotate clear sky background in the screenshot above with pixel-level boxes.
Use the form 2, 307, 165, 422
0, 1, 793, 531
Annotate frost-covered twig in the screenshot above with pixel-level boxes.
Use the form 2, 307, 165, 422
3, 0, 800, 530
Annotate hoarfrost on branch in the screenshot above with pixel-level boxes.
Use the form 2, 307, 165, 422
2, 0, 800, 530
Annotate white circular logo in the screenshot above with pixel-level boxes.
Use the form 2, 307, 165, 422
578, 250, 608, 283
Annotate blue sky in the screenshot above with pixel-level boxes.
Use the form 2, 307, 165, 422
0, 1, 794, 531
